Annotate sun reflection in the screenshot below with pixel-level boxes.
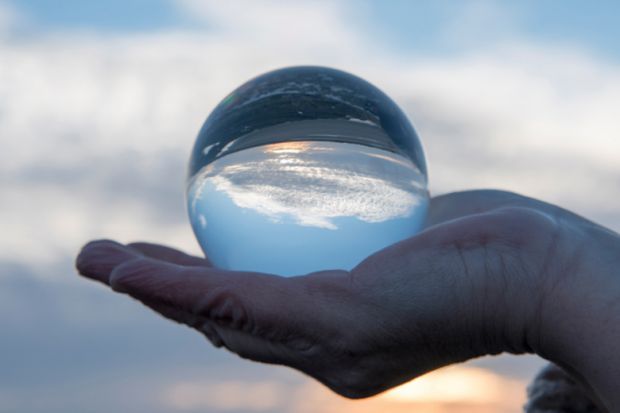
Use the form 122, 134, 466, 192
383, 366, 506, 404
263, 141, 313, 154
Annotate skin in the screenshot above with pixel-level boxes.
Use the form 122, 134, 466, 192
76, 189, 619, 411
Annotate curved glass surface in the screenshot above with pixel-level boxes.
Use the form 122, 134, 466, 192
187, 66, 428, 276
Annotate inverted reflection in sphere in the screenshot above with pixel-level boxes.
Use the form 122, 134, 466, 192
187, 67, 429, 276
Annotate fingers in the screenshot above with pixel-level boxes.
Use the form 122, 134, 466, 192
77, 241, 207, 311
108, 258, 305, 334
76, 240, 143, 285
75, 240, 268, 349
107, 258, 225, 313
76, 240, 210, 284
128, 242, 212, 267
110, 258, 319, 364
77, 240, 312, 337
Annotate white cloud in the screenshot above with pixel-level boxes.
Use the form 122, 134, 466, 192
381, 46, 620, 221
176, 0, 361, 49
7, 1, 616, 409
0, 0, 618, 276
401, 46, 620, 167
190, 141, 425, 230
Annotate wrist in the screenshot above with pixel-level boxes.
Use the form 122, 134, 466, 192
534, 218, 620, 411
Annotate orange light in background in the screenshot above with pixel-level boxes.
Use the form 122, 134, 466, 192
384, 366, 507, 404
163, 365, 527, 413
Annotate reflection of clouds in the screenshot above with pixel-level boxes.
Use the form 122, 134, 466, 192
197, 214, 207, 228
191, 141, 427, 230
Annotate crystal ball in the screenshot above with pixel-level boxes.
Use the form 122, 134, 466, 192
187, 66, 429, 276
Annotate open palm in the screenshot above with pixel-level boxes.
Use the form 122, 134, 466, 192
77, 189, 608, 409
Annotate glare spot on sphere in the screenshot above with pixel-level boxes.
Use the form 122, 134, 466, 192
187, 67, 429, 276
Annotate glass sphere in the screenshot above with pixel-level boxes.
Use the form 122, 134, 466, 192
187, 66, 429, 276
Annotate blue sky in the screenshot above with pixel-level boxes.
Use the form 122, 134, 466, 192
367, 0, 620, 58
13, 0, 186, 31
1, 1, 619, 412
12, 0, 620, 61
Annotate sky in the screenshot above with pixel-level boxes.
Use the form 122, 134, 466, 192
0, 1, 619, 412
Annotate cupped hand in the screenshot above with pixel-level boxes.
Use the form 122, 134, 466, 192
76, 190, 619, 410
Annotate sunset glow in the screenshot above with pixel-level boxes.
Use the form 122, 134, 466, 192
163, 365, 526, 412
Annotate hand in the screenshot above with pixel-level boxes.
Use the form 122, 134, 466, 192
76, 190, 619, 410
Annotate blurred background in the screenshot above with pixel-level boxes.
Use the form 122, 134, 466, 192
1, 0, 619, 412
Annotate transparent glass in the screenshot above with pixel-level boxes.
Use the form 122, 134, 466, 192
187, 66, 429, 276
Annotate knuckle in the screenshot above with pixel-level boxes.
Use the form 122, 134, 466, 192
193, 288, 249, 330
108, 258, 146, 291
490, 206, 558, 244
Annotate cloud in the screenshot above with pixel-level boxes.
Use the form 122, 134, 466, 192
2, 19, 618, 270
191, 141, 426, 230
0, 0, 388, 270
0, 2, 617, 410
175, 0, 361, 50
382, 46, 620, 224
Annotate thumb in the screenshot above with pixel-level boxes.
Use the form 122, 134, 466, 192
352, 206, 559, 360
